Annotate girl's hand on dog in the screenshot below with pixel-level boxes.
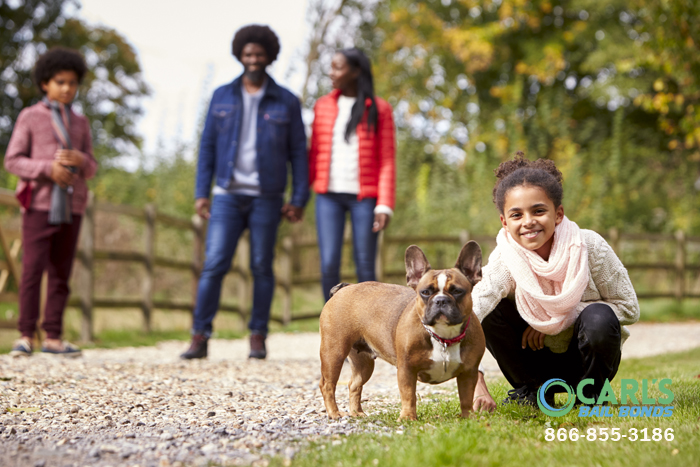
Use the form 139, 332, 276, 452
522, 325, 546, 350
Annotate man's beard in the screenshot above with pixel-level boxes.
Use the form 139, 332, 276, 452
244, 67, 266, 84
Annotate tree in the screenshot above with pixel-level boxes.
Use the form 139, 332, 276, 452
351, 0, 699, 235
0, 0, 149, 180
296, 0, 380, 107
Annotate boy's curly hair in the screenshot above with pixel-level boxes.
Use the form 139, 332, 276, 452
492, 151, 564, 214
33, 47, 87, 95
232, 25, 280, 63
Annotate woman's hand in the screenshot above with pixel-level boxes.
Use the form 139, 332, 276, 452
55, 149, 85, 167
50, 160, 75, 188
473, 371, 497, 413
521, 325, 546, 351
372, 213, 390, 232
281, 204, 304, 223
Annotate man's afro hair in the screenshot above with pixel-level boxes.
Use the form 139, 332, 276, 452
34, 47, 87, 95
232, 25, 280, 63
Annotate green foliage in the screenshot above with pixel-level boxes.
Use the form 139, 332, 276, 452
91, 146, 197, 218
54, 17, 150, 163
354, 0, 700, 236
0, 0, 66, 151
635, 299, 700, 323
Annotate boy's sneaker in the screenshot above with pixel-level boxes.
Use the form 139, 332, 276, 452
503, 385, 555, 407
9, 338, 33, 357
41, 341, 82, 357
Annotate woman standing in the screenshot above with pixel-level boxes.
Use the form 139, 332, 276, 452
309, 48, 396, 301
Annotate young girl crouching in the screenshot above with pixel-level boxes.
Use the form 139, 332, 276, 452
471, 153, 639, 411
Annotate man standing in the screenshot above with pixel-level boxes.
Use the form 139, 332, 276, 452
181, 25, 308, 360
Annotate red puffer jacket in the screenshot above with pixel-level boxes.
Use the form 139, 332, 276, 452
308, 89, 396, 209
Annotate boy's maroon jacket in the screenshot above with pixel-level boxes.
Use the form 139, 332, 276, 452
4, 101, 97, 214
308, 89, 396, 210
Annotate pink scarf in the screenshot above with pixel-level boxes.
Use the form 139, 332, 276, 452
497, 216, 589, 335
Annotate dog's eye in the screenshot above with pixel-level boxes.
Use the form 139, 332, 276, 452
420, 289, 432, 298
451, 288, 465, 296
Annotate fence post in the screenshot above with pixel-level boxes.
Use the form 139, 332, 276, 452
375, 230, 385, 282
237, 231, 250, 320
0, 223, 20, 289
675, 230, 686, 301
191, 214, 205, 313
78, 191, 95, 342
142, 203, 156, 333
459, 230, 471, 246
38, 272, 47, 343
281, 236, 293, 326
608, 228, 620, 255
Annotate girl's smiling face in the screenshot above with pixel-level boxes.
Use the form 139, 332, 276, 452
500, 185, 564, 261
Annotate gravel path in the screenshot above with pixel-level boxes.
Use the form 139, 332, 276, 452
1, 322, 699, 467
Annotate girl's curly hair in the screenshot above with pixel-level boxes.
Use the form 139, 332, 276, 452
492, 151, 564, 214
232, 24, 280, 63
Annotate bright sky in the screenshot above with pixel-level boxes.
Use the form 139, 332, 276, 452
76, 0, 310, 166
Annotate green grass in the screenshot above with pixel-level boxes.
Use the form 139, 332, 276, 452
271, 348, 700, 467
637, 299, 700, 322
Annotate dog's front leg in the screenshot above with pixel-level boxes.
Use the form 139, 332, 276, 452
396, 362, 418, 421
456, 367, 479, 418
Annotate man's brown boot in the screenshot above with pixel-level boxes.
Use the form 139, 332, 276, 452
249, 333, 266, 359
181, 334, 208, 359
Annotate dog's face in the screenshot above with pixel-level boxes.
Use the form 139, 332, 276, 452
405, 241, 482, 329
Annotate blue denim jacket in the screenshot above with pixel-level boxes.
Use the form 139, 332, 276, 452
195, 74, 309, 207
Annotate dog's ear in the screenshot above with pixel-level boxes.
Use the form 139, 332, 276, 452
456, 240, 482, 286
405, 245, 431, 289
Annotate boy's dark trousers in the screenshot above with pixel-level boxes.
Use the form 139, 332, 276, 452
482, 298, 622, 398
18, 210, 82, 340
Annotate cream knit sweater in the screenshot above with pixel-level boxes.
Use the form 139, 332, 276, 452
472, 229, 640, 353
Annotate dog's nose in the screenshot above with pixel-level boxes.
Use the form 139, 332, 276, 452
433, 295, 450, 307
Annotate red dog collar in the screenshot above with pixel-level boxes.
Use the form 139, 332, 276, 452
423, 315, 471, 347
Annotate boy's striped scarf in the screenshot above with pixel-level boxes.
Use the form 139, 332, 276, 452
45, 98, 77, 225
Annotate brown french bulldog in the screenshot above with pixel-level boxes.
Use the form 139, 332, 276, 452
319, 241, 485, 421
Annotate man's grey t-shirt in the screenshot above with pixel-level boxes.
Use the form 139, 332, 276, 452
213, 80, 267, 196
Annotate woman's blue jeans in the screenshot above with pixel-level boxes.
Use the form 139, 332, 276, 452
192, 193, 283, 337
315, 193, 378, 301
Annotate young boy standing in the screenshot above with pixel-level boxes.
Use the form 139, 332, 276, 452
4, 47, 98, 356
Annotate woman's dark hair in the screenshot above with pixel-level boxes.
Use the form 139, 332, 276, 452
33, 47, 87, 94
338, 47, 378, 142
232, 24, 280, 63
492, 151, 564, 214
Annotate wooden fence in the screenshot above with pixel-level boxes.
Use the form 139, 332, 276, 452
1, 188, 699, 342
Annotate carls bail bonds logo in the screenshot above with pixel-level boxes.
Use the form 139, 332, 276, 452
537, 378, 675, 418
537, 379, 577, 417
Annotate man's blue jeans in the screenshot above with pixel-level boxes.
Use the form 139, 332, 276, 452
192, 193, 283, 337
315, 193, 378, 301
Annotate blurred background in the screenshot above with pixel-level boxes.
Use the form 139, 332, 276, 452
1, 0, 698, 346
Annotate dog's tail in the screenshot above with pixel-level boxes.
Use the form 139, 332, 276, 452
329, 282, 352, 298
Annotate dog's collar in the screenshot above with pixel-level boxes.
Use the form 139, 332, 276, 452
423, 315, 471, 347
